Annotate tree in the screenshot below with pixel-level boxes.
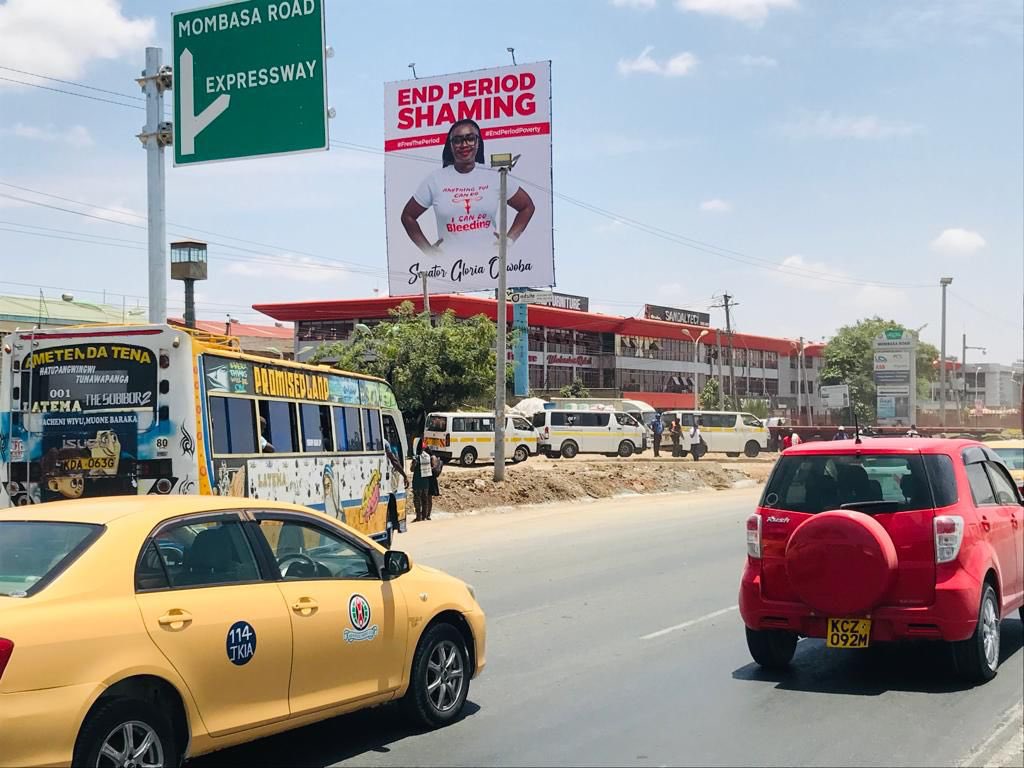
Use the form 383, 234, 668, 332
312, 302, 497, 437
820, 317, 940, 423
699, 378, 721, 410
559, 379, 590, 398
740, 398, 770, 419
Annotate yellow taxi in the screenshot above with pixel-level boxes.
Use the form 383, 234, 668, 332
0, 496, 486, 767
987, 438, 1024, 491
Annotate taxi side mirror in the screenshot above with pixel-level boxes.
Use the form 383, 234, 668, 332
384, 550, 411, 579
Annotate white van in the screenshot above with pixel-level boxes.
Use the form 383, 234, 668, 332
424, 412, 538, 466
532, 409, 647, 459
660, 410, 768, 457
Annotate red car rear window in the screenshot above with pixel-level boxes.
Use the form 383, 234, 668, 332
761, 454, 955, 514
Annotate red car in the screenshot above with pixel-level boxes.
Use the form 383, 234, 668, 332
740, 438, 1024, 683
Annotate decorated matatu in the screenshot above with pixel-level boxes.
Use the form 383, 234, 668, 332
2, 325, 410, 545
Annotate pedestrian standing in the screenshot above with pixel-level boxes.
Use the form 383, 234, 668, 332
410, 438, 434, 522
690, 418, 706, 461
782, 433, 793, 450
651, 414, 664, 457
791, 431, 802, 446
670, 418, 682, 457
427, 448, 443, 519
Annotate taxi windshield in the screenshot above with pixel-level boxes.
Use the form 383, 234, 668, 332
0, 522, 102, 597
993, 447, 1024, 470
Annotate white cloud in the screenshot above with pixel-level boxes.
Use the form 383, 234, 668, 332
782, 111, 919, 140
224, 254, 347, 284
675, 0, 797, 25
852, 285, 909, 316
611, 0, 657, 8
618, 47, 698, 77
0, 0, 154, 84
774, 254, 847, 291
738, 54, 778, 67
699, 198, 733, 213
930, 227, 986, 255
5, 123, 94, 147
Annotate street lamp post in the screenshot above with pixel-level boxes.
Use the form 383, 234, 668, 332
939, 278, 953, 427
961, 334, 986, 426
490, 152, 519, 482
681, 328, 709, 403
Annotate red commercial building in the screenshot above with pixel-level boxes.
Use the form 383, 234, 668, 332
255, 294, 823, 415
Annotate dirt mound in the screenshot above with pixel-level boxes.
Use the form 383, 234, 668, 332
429, 459, 772, 515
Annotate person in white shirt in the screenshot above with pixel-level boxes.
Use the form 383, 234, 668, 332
689, 418, 705, 462
400, 119, 535, 263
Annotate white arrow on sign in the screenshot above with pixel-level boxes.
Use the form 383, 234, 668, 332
178, 48, 230, 156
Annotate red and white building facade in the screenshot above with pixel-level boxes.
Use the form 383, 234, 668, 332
254, 294, 824, 417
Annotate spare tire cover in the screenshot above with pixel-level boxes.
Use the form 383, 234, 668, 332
785, 510, 898, 616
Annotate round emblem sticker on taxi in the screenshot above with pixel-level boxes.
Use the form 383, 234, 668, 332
345, 594, 379, 643
226, 620, 256, 666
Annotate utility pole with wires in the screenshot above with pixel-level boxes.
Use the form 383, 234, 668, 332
711, 293, 739, 408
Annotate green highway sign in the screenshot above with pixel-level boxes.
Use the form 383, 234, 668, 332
884, 329, 904, 340
172, 0, 328, 166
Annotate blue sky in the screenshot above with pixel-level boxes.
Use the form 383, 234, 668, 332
0, 0, 1021, 363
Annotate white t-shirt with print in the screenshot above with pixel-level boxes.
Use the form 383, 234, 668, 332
413, 164, 521, 261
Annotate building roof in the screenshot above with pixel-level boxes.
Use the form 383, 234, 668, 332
0, 294, 148, 326
253, 294, 819, 356
168, 318, 292, 340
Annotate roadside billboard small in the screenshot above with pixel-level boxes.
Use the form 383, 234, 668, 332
384, 62, 553, 295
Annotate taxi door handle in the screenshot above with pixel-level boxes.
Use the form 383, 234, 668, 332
291, 597, 319, 616
157, 609, 192, 629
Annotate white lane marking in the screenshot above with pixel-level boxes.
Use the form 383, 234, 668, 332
640, 605, 738, 641
957, 702, 1024, 768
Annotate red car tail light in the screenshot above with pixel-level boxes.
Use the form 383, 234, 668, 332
746, 514, 762, 558
0, 638, 13, 681
934, 515, 964, 564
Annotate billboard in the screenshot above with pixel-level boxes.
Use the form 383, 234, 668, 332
644, 304, 711, 327
384, 62, 553, 295
507, 289, 588, 311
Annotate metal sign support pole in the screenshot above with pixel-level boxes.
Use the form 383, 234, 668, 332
494, 167, 509, 481
138, 47, 171, 324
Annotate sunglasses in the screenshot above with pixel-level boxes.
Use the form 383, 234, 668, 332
450, 134, 479, 146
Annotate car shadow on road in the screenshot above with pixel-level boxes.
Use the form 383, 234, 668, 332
187, 701, 481, 767
731, 618, 1023, 696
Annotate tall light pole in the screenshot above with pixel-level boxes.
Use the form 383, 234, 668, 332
681, 328, 709, 402
939, 277, 953, 426
491, 152, 519, 482
962, 335, 986, 426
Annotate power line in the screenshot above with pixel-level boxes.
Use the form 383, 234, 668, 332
0, 74, 144, 109
0, 64, 144, 101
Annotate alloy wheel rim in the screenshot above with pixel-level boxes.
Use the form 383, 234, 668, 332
981, 597, 999, 670
426, 639, 465, 713
96, 721, 164, 768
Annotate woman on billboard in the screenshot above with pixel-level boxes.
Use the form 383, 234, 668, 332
400, 119, 535, 262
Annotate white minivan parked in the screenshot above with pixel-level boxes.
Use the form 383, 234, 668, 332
424, 412, 538, 466
532, 409, 647, 459
660, 410, 768, 457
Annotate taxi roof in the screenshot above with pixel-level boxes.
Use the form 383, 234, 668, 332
784, 437, 979, 455
0, 495, 313, 525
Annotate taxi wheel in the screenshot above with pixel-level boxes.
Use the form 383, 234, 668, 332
744, 441, 761, 458
74, 697, 178, 768
561, 441, 579, 459
618, 441, 634, 458
745, 627, 797, 669
513, 445, 530, 463
953, 583, 1000, 684
459, 447, 478, 467
402, 623, 471, 729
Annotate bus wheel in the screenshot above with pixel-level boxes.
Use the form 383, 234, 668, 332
561, 441, 579, 459
459, 447, 478, 467
618, 441, 635, 458
744, 441, 761, 458
513, 445, 530, 463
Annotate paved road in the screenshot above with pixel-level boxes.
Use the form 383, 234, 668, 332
193, 489, 1024, 767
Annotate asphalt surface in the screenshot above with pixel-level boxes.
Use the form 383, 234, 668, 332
193, 488, 1024, 767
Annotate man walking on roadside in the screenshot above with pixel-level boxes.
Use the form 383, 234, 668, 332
651, 413, 664, 457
